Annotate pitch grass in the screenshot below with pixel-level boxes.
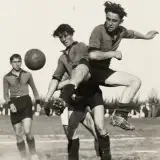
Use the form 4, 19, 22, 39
0, 116, 160, 160
0, 116, 160, 159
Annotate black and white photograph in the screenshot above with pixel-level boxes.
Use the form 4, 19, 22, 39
0, 0, 159, 160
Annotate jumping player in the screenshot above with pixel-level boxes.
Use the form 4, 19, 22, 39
87, 1, 159, 130
44, 24, 111, 160
3, 54, 41, 160
51, 2, 158, 131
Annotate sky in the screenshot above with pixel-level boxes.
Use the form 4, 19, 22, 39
0, 0, 160, 103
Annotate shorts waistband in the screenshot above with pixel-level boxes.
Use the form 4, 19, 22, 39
10, 95, 29, 100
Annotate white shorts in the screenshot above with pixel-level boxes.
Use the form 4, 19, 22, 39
60, 107, 69, 126
60, 106, 91, 126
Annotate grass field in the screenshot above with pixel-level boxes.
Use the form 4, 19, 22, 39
0, 116, 160, 160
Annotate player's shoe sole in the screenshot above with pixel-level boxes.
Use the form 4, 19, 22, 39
110, 111, 135, 131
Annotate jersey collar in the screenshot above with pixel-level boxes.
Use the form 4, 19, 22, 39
61, 41, 78, 53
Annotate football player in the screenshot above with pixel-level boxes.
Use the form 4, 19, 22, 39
44, 24, 111, 160
3, 54, 41, 160
87, 1, 158, 130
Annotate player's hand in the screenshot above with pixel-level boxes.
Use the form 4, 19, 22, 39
10, 103, 17, 113
114, 51, 122, 60
36, 104, 41, 112
43, 102, 51, 116
145, 30, 159, 40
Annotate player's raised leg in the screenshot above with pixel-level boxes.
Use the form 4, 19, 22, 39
105, 71, 141, 130
60, 64, 91, 105
105, 71, 141, 103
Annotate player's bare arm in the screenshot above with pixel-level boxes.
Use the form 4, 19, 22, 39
44, 79, 60, 116
45, 79, 59, 102
131, 30, 159, 40
89, 50, 122, 60
44, 55, 66, 116
45, 54, 66, 103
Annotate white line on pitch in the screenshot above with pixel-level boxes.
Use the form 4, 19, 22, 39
0, 134, 137, 138
135, 150, 158, 153
0, 137, 149, 144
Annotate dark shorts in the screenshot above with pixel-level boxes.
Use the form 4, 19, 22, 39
69, 83, 103, 110
90, 67, 116, 87
68, 83, 103, 127
79, 58, 91, 73
10, 95, 33, 125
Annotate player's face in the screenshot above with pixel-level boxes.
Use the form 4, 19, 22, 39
105, 12, 122, 32
11, 58, 22, 71
59, 32, 74, 47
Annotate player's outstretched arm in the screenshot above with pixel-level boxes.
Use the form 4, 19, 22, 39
133, 30, 159, 40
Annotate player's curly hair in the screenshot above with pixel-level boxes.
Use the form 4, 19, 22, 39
104, 1, 127, 19
53, 24, 75, 37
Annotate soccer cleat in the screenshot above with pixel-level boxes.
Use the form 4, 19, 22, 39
110, 111, 135, 131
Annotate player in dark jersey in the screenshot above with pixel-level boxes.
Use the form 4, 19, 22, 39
3, 54, 41, 160
88, 1, 158, 130
44, 24, 111, 160
53, 73, 101, 157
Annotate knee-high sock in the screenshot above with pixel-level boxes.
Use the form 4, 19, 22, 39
68, 138, 80, 160
17, 140, 27, 158
26, 137, 36, 155
115, 103, 131, 120
98, 133, 111, 160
